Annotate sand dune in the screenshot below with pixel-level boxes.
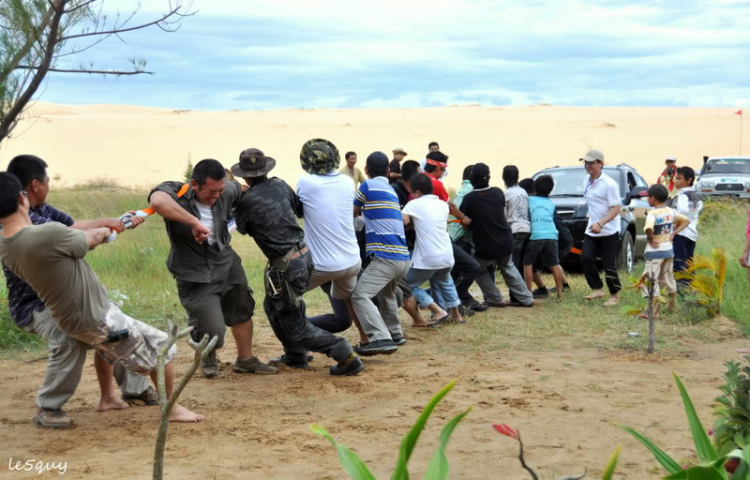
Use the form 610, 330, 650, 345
0, 102, 745, 191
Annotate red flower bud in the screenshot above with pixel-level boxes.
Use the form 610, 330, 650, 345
493, 423, 519, 439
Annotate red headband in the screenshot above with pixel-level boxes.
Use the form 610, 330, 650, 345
426, 158, 447, 167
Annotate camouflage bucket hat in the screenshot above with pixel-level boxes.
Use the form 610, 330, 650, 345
231, 148, 276, 178
300, 138, 340, 174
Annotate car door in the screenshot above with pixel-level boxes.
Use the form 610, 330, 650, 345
629, 170, 650, 257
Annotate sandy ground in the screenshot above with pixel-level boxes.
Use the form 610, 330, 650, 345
0, 103, 746, 191
1, 309, 746, 479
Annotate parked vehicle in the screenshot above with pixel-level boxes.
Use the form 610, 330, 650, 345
533, 164, 650, 273
696, 157, 750, 198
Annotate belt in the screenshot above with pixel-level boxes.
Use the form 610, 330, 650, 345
287, 246, 309, 260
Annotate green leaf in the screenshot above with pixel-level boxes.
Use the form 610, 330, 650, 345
674, 374, 718, 462
662, 464, 726, 480
618, 425, 681, 474
310, 424, 376, 480
424, 407, 472, 480
392, 380, 457, 480
601, 446, 621, 480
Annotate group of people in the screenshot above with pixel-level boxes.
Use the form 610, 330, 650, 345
0, 141, 743, 432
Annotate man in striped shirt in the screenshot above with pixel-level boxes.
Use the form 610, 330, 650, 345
351, 152, 411, 356
3, 155, 156, 428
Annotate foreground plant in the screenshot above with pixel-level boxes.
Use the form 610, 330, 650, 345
153, 321, 218, 480
675, 248, 727, 317
623, 273, 666, 354
493, 423, 621, 479
620, 373, 750, 479
310, 380, 471, 480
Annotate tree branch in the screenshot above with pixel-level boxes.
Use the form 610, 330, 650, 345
63, 0, 97, 14
0, 5, 56, 83
0, 0, 64, 142
59, 4, 194, 41
15, 65, 154, 75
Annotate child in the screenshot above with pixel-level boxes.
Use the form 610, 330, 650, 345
523, 175, 565, 301
402, 173, 463, 324
672, 166, 703, 290
637, 184, 690, 317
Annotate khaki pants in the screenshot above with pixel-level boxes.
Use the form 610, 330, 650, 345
351, 257, 410, 342
305, 259, 361, 299
25, 308, 150, 410
640, 258, 677, 298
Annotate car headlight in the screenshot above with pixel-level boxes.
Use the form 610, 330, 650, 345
700, 181, 714, 189
744, 182, 750, 189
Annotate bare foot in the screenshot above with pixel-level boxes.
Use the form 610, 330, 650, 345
737, 348, 750, 354
584, 290, 605, 300
603, 296, 620, 307
98, 396, 130, 412
412, 320, 435, 328
169, 404, 204, 423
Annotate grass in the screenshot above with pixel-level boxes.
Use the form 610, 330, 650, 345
0, 186, 748, 358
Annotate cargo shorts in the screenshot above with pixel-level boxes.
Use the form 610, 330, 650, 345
73, 303, 176, 376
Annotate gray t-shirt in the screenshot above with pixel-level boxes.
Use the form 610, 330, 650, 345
504, 185, 531, 234
0, 222, 109, 334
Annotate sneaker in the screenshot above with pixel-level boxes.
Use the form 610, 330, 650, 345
122, 386, 159, 406
201, 349, 219, 378
483, 301, 508, 308
330, 353, 365, 376
463, 299, 488, 312
34, 408, 72, 429
546, 284, 571, 294
508, 300, 534, 308
391, 333, 406, 346
233, 356, 278, 375
268, 354, 313, 369
532, 287, 550, 298
354, 339, 398, 356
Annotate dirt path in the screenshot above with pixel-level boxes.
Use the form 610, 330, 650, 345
1, 319, 745, 479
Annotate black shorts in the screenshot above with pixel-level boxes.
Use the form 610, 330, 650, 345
523, 239, 560, 268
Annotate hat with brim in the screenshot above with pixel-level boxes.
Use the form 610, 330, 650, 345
231, 148, 276, 178
393, 148, 407, 155
665, 156, 676, 163
579, 149, 604, 163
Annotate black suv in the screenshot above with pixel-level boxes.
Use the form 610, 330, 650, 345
532, 164, 650, 273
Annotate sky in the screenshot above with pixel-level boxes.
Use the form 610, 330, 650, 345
35, 0, 750, 110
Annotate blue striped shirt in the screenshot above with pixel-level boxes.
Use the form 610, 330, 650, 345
2, 204, 74, 328
354, 177, 410, 261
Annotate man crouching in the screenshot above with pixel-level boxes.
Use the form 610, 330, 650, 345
230, 148, 365, 376
0, 172, 203, 423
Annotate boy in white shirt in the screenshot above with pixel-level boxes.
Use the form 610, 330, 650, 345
402, 174, 463, 325
637, 184, 690, 317
672, 166, 703, 291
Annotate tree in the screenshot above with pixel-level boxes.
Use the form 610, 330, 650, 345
0, 0, 194, 143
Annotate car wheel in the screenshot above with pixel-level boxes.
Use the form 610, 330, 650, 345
617, 230, 634, 273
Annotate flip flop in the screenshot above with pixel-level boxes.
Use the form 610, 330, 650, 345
412, 323, 436, 328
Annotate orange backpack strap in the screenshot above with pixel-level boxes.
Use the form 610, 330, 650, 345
141, 183, 189, 216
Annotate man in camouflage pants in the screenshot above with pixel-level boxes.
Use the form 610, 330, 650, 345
232, 147, 365, 376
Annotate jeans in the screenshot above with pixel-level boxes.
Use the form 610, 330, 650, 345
308, 282, 352, 334
405, 267, 461, 310
512, 232, 530, 277
673, 235, 696, 290
475, 256, 534, 306
264, 252, 353, 363
451, 241, 482, 304
351, 257, 410, 342
581, 233, 622, 294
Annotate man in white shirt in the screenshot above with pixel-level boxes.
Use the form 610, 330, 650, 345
294, 139, 367, 351
402, 174, 463, 324
579, 150, 622, 306
672, 166, 703, 291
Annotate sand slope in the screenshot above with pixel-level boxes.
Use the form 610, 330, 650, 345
1, 103, 745, 190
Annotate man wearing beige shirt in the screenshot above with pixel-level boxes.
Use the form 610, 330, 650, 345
340, 151, 366, 187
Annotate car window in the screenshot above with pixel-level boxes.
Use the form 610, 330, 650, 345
704, 158, 750, 174
536, 169, 587, 196
635, 173, 648, 187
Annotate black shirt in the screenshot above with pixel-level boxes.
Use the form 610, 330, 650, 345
391, 180, 410, 209
460, 186, 514, 260
149, 180, 242, 283
235, 177, 305, 259
388, 159, 401, 184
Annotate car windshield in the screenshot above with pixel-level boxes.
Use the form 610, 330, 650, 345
704, 159, 750, 175
540, 169, 588, 197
